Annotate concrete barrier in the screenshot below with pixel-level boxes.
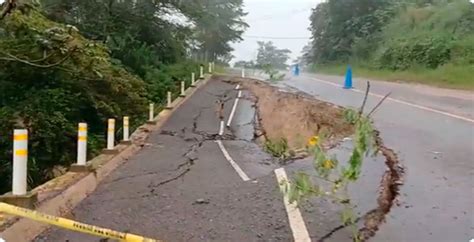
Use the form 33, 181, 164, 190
191, 72, 196, 87
70, 123, 91, 173
147, 103, 157, 125
121, 116, 132, 145
180, 81, 186, 97
12, 129, 28, 196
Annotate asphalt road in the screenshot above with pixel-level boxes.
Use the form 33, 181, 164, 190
34, 76, 372, 242
277, 72, 474, 242
33, 73, 473, 242
34, 77, 295, 241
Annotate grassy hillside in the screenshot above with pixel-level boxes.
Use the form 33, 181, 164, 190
312, 64, 473, 90
308, 0, 474, 89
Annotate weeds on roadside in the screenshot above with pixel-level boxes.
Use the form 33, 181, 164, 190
262, 64, 285, 82
264, 138, 291, 160
344, 109, 359, 124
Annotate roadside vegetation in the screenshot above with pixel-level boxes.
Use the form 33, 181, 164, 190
0, 0, 247, 194
304, 0, 474, 89
264, 138, 291, 160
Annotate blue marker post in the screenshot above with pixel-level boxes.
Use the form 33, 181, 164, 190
293, 64, 300, 76
344, 65, 353, 89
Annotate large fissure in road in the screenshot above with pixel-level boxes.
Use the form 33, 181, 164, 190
34, 76, 404, 242
237, 78, 404, 241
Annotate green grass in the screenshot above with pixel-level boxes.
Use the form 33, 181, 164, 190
311, 64, 474, 90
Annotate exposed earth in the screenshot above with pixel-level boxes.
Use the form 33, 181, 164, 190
34, 75, 403, 242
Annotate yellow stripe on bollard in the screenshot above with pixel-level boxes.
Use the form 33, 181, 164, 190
15, 149, 27, 156
13, 134, 28, 141
0, 202, 159, 242
78, 136, 87, 141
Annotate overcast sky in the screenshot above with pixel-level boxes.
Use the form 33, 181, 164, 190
231, 0, 322, 63
0, 0, 318, 64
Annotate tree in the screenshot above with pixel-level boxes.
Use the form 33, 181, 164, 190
0, 0, 250, 194
0, 0, 148, 193
307, 0, 396, 63
305, 0, 474, 71
234, 60, 255, 68
192, 0, 248, 62
255, 41, 291, 70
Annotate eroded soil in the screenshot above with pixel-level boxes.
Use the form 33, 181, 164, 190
236, 77, 404, 241
241, 79, 354, 150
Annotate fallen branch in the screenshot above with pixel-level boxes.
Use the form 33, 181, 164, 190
359, 81, 370, 115
367, 92, 391, 117
0, 48, 76, 68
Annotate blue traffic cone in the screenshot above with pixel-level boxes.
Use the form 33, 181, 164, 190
294, 64, 300, 76
343, 65, 353, 89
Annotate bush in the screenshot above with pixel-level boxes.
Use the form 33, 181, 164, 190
374, 1, 474, 70
451, 35, 474, 65
375, 33, 452, 70
265, 138, 290, 160
0, 9, 148, 194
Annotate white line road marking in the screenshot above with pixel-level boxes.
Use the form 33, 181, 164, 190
274, 168, 311, 242
310, 77, 474, 124
219, 120, 225, 136
227, 98, 240, 127
227, 90, 243, 127
216, 140, 250, 181
235, 84, 241, 90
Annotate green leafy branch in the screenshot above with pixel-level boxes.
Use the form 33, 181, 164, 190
262, 64, 285, 82
283, 82, 389, 241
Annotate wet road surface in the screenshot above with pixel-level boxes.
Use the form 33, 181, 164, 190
266, 72, 474, 242
33, 76, 392, 242
35, 78, 295, 241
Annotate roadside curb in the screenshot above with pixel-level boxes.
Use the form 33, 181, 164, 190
0, 75, 212, 242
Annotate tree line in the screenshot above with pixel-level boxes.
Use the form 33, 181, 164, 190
0, 0, 247, 193
304, 0, 474, 73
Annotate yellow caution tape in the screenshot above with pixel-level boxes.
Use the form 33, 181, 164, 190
0, 202, 159, 242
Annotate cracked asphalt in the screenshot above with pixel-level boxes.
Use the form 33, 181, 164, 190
34, 78, 295, 241
33, 76, 396, 242
261, 72, 474, 242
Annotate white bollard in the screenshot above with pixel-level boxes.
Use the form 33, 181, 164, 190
181, 81, 186, 96
12, 129, 28, 196
167, 91, 172, 108
107, 119, 115, 150
191, 72, 196, 86
200, 66, 204, 78
208, 62, 212, 73
77, 123, 87, 166
242, 68, 245, 78
149, 103, 154, 122
123, 117, 129, 142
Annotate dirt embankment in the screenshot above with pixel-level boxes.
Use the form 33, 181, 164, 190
238, 78, 404, 241
242, 80, 353, 150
